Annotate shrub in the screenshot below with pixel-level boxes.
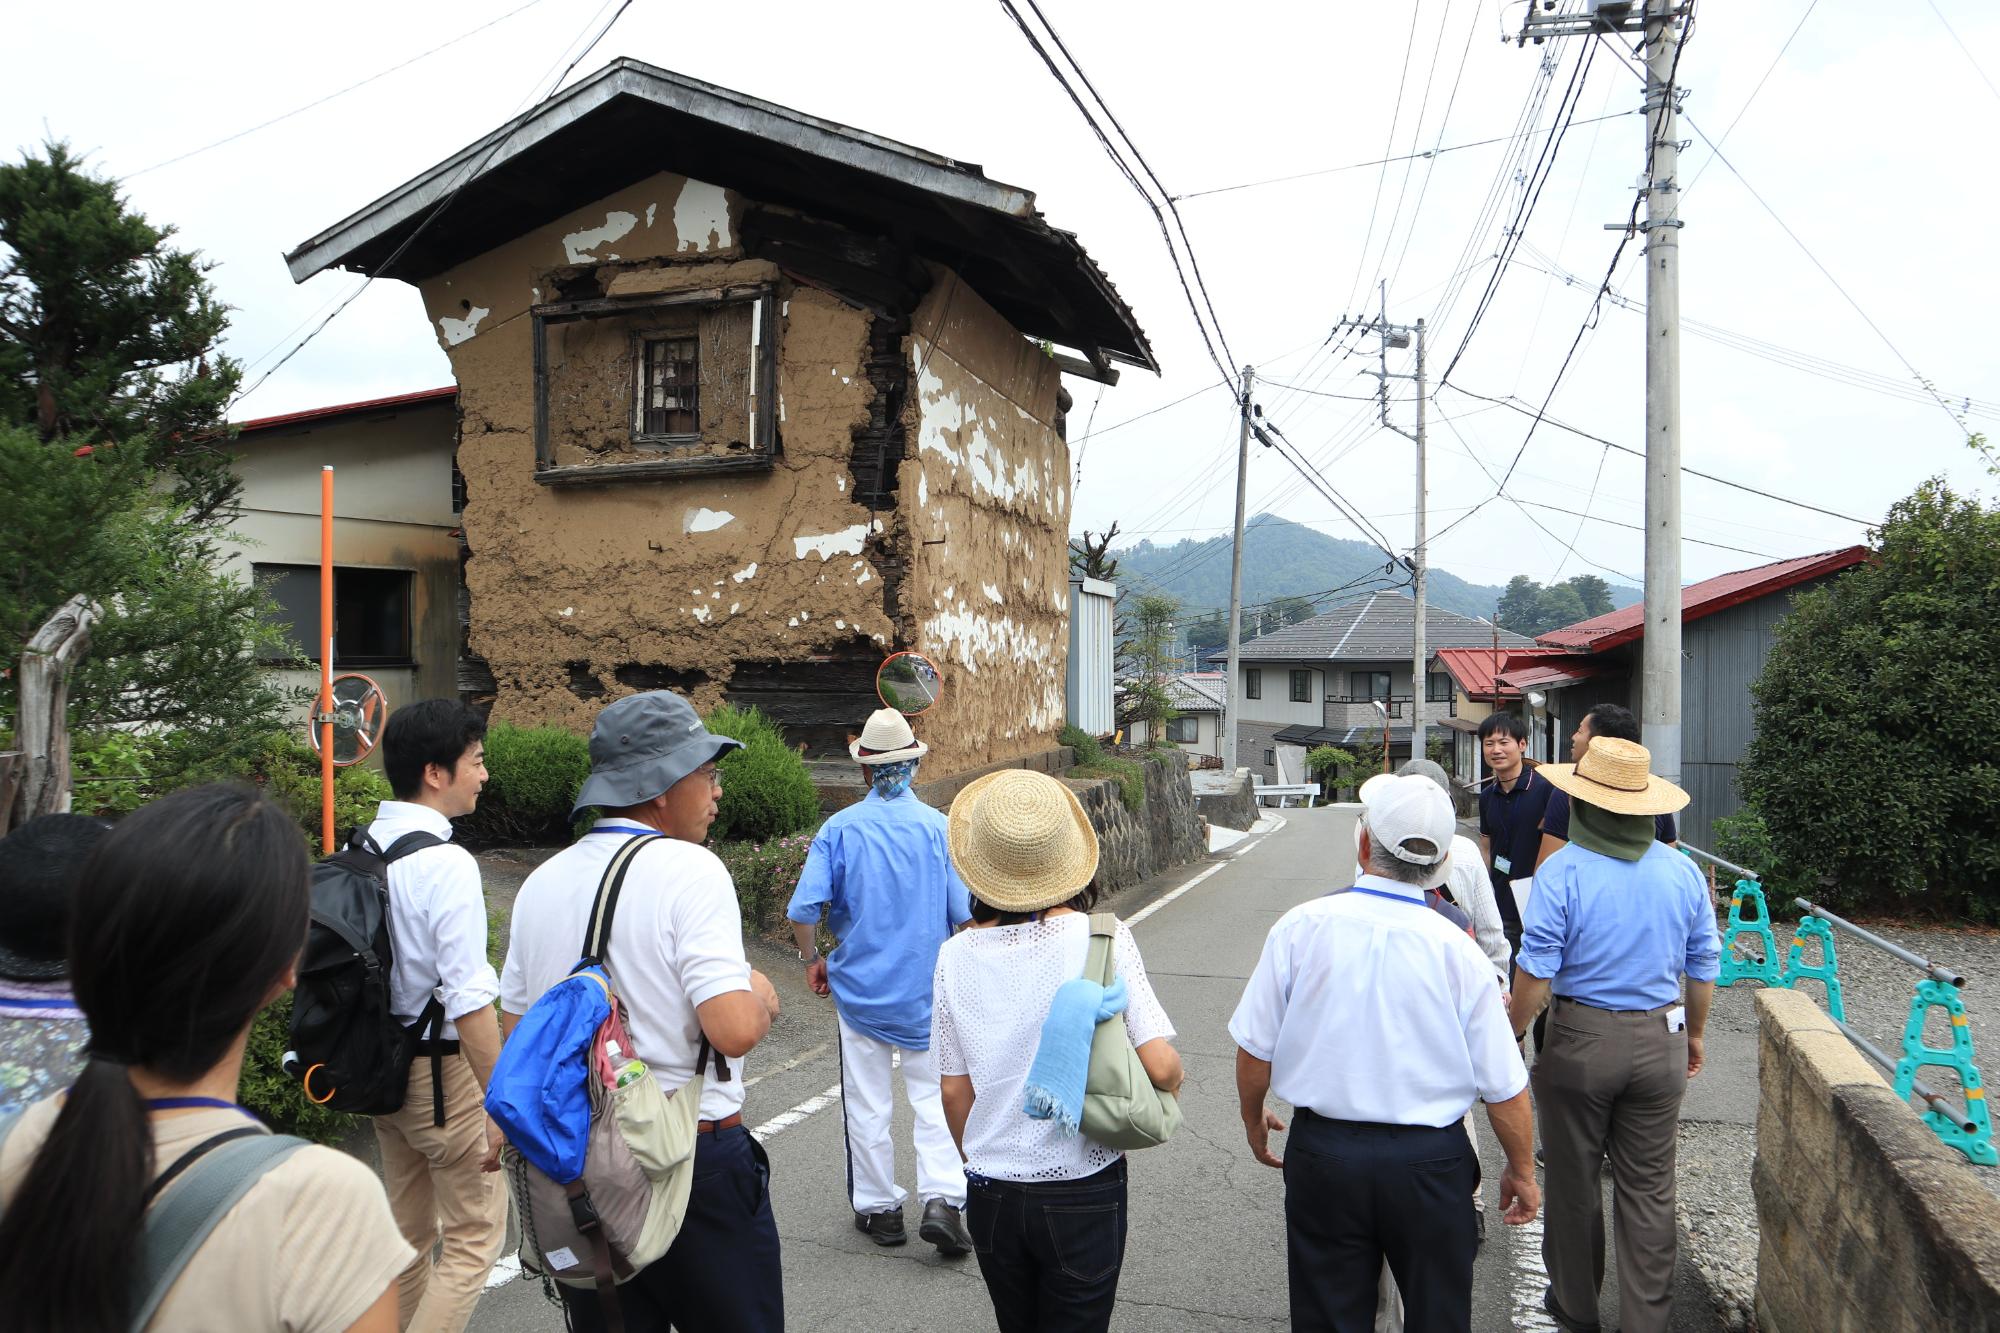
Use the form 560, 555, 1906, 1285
458, 721, 593, 846
713, 831, 816, 929
1072, 755, 1146, 814
704, 705, 819, 843
238, 733, 394, 848
240, 993, 362, 1144
69, 729, 162, 818
1060, 724, 1104, 767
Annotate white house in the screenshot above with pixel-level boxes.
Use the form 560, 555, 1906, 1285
1126, 671, 1224, 762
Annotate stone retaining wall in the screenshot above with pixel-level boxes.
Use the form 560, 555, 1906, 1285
1066, 753, 1206, 896
1753, 988, 2000, 1330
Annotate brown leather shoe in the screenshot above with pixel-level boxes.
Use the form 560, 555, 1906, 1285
920, 1198, 973, 1256
854, 1208, 907, 1246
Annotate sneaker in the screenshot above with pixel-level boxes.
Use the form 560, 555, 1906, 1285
854, 1208, 907, 1246
919, 1198, 973, 1256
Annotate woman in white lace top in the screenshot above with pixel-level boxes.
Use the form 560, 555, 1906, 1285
933, 770, 1181, 1333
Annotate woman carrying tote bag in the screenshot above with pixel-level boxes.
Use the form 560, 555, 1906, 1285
932, 770, 1183, 1333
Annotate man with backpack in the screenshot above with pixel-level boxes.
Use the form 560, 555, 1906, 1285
499, 690, 784, 1332
363, 699, 508, 1332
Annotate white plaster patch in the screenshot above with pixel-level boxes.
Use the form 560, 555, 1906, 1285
800, 611, 811, 621
684, 507, 735, 534
793, 525, 869, 561
729, 603, 739, 615
439, 306, 489, 346
673, 180, 731, 252
917, 471, 928, 507
835, 619, 846, 629
836, 477, 846, 492
692, 605, 710, 623
532, 287, 542, 303
788, 616, 799, 627
982, 583, 1004, 605
857, 567, 874, 585
563, 210, 638, 264
644, 203, 658, 227
731, 562, 759, 583
559, 607, 575, 618
914, 350, 1053, 512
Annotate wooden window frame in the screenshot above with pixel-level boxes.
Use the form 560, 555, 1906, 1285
634, 333, 701, 441
530, 283, 778, 487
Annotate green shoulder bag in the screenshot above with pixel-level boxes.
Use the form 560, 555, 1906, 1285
1078, 912, 1183, 1150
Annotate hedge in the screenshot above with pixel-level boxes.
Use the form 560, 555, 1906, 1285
704, 705, 820, 843
456, 721, 593, 845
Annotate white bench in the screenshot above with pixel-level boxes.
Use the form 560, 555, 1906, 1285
1253, 782, 1319, 809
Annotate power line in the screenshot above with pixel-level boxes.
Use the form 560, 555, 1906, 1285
1681, 0, 1821, 195
1338, 0, 1428, 319
1927, 0, 2000, 106
127, 0, 559, 178
1512, 498, 1778, 559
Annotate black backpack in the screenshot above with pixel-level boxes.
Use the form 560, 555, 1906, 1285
284, 830, 449, 1123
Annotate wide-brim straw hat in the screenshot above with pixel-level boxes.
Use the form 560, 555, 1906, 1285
1537, 736, 1689, 817
947, 770, 1099, 914
849, 707, 928, 765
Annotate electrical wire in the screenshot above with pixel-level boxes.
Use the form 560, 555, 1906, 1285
1338, 0, 1428, 319
1680, 0, 1821, 196
1513, 498, 1779, 559
1927, 0, 2000, 106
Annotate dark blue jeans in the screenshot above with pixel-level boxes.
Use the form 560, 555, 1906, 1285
1283, 1112, 1479, 1333
965, 1159, 1128, 1333
559, 1126, 783, 1333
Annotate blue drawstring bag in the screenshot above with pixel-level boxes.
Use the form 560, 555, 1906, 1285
486, 961, 614, 1182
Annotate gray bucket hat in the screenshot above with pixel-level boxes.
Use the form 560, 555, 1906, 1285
571, 692, 742, 819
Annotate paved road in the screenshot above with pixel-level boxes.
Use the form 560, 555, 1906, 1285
470, 806, 1726, 1330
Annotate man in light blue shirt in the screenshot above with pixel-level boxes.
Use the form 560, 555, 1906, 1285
788, 708, 972, 1255
1509, 737, 1720, 1333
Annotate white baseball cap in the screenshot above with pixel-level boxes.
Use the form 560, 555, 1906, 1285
1357, 772, 1455, 878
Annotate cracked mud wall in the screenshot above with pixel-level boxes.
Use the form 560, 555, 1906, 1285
899, 273, 1072, 774
417, 172, 905, 740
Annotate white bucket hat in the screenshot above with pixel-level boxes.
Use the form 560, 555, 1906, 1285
848, 707, 929, 765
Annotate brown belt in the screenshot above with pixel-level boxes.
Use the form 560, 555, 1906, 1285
697, 1113, 743, 1134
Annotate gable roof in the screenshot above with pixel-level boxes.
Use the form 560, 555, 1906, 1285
234, 386, 457, 436
1537, 547, 1871, 653
1206, 593, 1535, 665
1432, 646, 1573, 701
1163, 673, 1224, 712
284, 58, 1154, 373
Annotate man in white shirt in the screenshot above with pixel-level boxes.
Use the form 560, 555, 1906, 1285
500, 691, 783, 1332
365, 699, 507, 1333
1231, 774, 1540, 1333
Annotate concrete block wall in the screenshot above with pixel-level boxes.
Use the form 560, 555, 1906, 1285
1752, 989, 2000, 1330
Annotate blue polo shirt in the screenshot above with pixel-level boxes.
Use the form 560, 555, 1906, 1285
785, 790, 971, 1049
1517, 840, 1721, 1010
1478, 765, 1553, 928
1540, 789, 1677, 847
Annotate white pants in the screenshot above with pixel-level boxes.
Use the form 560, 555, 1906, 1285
837, 1014, 966, 1213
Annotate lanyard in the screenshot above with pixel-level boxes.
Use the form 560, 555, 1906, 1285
146, 1097, 260, 1122
1324, 885, 1428, 908
0, 996, 79, 1010
591, 823, 660, 838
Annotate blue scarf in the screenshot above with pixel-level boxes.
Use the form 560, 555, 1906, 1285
1022, 975, 1128, 1135
870, 758, 919, 800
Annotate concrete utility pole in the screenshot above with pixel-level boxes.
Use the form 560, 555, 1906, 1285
1222, 364, 1254, 775
1517, 0, 1688, 782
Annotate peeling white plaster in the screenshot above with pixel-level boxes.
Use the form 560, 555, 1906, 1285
857, 567, 874, 585
788, 616, 799, 627
836, 476, 846, 492
835, 619, 846, 629
729, 603, 739, 615
532, 287, 542, 303
692, 605, 710, 624
800, 610, 811, 621
711, 590, 721, 599
644, 203, 658, 227
673, 180, 731, 252
982, 583, 1004, 605
563, 210, 638, 264
793, 525, 869, 561
731, 562, 759, 583
914, 351, 1054, 513
917, 471, 928, 508
781, 301, 789, 316
559, 607, 575, 618
779, 395, 787, 424
841, 376, 851, 386
684, 507, 735, 534
439, 306, 490, 346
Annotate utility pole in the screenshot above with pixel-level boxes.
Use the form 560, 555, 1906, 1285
1518, 0, 1688, 782
1342, 285, 1428, 765
1222, 364, 1254, 775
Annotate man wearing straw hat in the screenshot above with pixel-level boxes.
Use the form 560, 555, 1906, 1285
787, 708, 974, 1255
1507, 736, 1721, 1333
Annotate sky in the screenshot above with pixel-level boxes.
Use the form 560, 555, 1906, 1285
8, 0, 1996, 596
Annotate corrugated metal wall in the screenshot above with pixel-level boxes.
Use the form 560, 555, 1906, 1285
1067, 578, 1116, 736
1679, 589, 1804, 849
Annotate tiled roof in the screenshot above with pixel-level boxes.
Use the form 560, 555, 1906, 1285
1206, 592, 1535, 664
1163, 673, 1224, 712
1537, 547, 1871, 652
1431, 646, 1573, 700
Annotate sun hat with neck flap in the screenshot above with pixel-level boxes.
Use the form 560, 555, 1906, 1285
947, 769, 1099, 915
1536, 735, 1688, 816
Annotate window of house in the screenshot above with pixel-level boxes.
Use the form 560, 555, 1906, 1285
1289, 669, 1312, 703
1245, 668, 1262, 700
1427, 670, 1454, 703
639, 336, 700, 437
1263, 748, 1276, 767
1351, 670, 1391, 700
256, 563, 414, 666
1167, 715, 1199, 743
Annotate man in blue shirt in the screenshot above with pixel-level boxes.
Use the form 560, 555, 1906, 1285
1508, 737, 1721, 1333
1534, 704, 1678, 870
788, 708, 973, 1256
1476, 711, 1551, 967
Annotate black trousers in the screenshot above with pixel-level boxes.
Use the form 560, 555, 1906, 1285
965, 1158, 1128, 1333
559, 1126, 783, 1333
1283, 1111, 1480, 1333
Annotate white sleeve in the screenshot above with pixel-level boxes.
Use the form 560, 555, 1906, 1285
1452, 843, 1511, 982
499, 906, 528, 1015
1112, 922, 1175, 1048
931, 950, 965, 1077
1228, 918, 1292, 1061
1458, 946, 1529, 1102
426, 848, 502, 1020
667, 851, 753, 1008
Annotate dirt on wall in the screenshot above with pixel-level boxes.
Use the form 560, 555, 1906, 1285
415, 172, 1073, 775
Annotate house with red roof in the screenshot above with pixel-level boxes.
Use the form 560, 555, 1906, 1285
1521, 547, 1871, 847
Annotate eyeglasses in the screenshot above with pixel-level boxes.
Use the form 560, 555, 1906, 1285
696, 765, 723, 790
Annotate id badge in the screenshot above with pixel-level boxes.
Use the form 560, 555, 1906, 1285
1493, 855, 1513, 876
1666, 1006, 1687, 1033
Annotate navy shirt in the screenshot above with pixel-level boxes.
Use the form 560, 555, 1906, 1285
1540, 789, 1677, 847
1478, 765, 1553, 929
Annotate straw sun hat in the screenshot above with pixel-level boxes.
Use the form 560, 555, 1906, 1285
1537, 735, 1689, 817
947, 769, 1100, 914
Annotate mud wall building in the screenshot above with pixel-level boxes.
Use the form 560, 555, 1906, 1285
284, 60, 1154, 777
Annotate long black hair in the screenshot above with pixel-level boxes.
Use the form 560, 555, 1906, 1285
968, 881, 1102, 926
0, 783, 309, 1333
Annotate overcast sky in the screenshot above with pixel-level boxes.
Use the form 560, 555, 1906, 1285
10, 0, 1996, 594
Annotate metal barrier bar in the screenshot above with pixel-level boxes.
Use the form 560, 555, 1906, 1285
1679, 842, 1761, 883
1793, 897, 1967, 988
1831, 1016, 1978, 1134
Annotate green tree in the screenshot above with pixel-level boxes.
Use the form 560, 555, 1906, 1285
1566, 574, 1614, 617
1738, 480, 2000, 916
1495, 575, 1543, 634
1117, 593, 1180, 735
0, 143, 286, 751
1533, 582, 1587, 633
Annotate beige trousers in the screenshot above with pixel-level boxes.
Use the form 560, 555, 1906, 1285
1533, 996, 1688, 1333
374, 1050, 509, 1333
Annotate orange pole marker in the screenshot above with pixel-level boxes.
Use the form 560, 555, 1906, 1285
320, 466, 335, 855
